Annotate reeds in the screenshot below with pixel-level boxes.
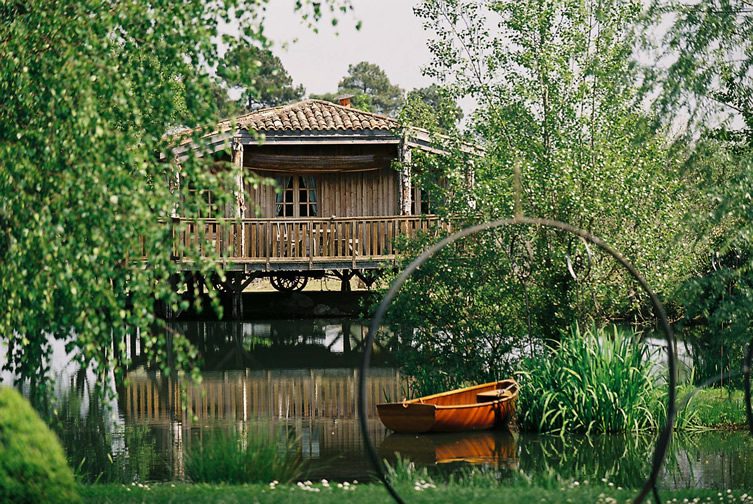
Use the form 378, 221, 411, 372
185, 428, 302, 484
518, 323, 660, 434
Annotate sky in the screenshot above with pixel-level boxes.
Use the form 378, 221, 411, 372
261, 0, 434, 96
242, 1, 730, 132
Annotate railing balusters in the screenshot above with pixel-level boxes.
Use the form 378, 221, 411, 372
288, 222, 294, 258
161, 215, 440, 264
371, 220, 377, 256
350, 220, 356, 262
307, 220, 313, 259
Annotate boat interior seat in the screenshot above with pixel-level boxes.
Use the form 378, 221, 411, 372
476, 389, 512, 402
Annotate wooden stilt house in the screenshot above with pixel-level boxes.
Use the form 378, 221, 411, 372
170, 98, 463, 292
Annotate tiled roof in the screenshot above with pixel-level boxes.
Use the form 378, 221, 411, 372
222, 99, 398, 133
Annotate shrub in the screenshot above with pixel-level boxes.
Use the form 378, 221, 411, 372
518, 323, 659, 433
0, 387, 80, 503
185, 428, 302, 484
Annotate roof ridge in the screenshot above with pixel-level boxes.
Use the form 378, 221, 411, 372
215, 99, 399, 134
216, 99, 311, 127
304, 99, 398, 123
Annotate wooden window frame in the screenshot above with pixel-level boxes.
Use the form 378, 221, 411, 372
277, 176, 318, 218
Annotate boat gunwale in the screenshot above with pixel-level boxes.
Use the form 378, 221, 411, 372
377, 379, 519, 411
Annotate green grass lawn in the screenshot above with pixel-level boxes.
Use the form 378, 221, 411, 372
80, 483, 753, 504
684, 388, 749, 429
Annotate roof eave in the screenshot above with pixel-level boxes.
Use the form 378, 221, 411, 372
163, 126, 483, 162
404, 127, 485, 156
238, 128, 401, 145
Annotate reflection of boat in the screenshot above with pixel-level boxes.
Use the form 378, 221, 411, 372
377, 380, 518, 433
379, 431, 519, 468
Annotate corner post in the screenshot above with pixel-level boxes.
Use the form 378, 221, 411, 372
466, 157, 477, 210
232, 137, 246, 257
170, 160, 181, 219
399, 131, 412, 216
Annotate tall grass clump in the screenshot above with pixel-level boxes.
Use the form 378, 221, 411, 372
185, 428, 302, 484
518, 323, 659, 433
383, 454, 433, 486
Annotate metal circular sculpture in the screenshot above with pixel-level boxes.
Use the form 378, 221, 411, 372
357, 217, 678, 504
745, 338, 753, 435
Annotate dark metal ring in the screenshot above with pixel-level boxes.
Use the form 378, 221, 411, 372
566, 236, 593, 282
357, 217, 677, 504
745, 337, 753, 435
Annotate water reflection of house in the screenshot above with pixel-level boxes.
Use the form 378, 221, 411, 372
121, 368, 401, 480
122, 368, 401, 423
137, 320, 392, 370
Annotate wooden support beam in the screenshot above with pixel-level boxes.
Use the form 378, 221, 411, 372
352, 269, 378, 288
240, 272, 260, 291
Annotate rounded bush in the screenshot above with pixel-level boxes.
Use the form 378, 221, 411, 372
0, 387, 80, 503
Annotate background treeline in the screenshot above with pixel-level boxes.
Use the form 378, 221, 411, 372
377, 0, 753, 396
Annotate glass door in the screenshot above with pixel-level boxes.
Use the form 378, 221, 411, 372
276, 176, 318, 218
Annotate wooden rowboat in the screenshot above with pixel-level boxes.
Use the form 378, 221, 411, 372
376, 379, 518, 433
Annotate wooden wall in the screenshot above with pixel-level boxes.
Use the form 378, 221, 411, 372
183, 144, 405, 219
244, 174, 278, 217
244, 168, 400, 218
319, 168, 398, 217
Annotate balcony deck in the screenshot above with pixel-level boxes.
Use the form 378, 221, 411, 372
170, 215, 440, 272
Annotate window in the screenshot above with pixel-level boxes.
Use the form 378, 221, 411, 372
420, 189, 431, 215
411, 187, 432, 215
276, 176, 318, 218
184, 188, 220, 218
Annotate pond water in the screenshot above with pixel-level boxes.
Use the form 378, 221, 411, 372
3, 319, 753, 490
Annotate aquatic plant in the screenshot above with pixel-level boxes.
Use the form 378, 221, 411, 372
518, 323, 660, 433
383, 454, 434, 489
185, 428, 302, 484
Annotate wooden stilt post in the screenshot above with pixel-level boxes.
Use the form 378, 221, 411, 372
342, 321, 352, 354
129, 329, 137, 364
164, 273, 180, 320
231, 272, 244, 321
166, 324, 175, 376
340, 270, 353, 292
185, 272, 196, 303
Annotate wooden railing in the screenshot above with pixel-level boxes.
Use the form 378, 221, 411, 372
171, 215, 440, 265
